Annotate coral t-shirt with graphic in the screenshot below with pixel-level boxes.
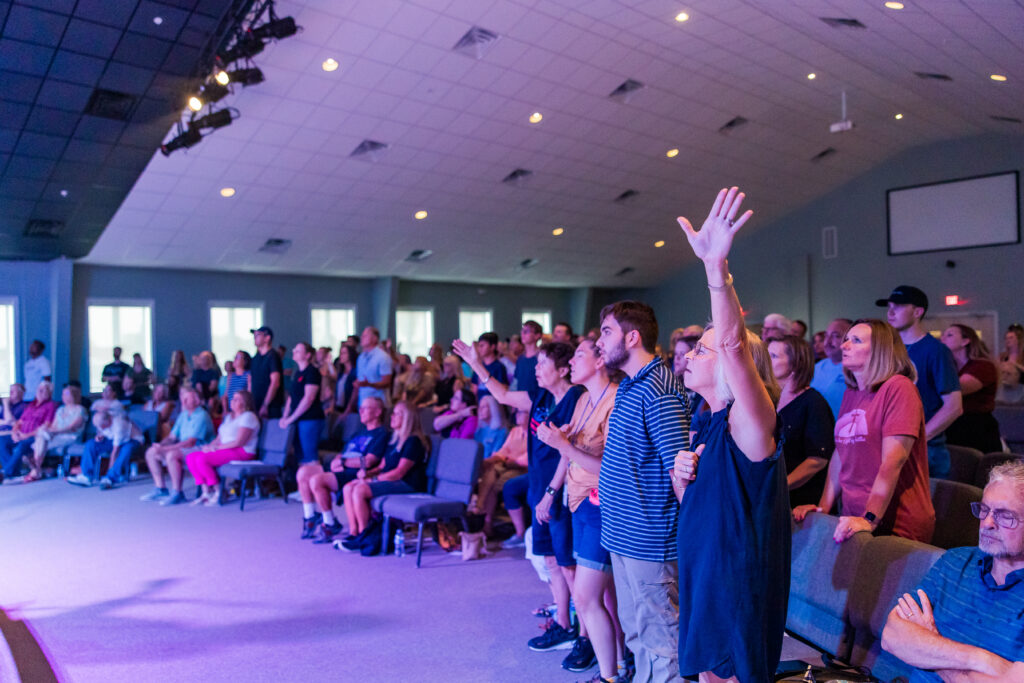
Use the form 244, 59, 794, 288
834, 374, 935, 543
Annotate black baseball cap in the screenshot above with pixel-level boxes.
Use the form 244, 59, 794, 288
875, 285, 928, 312
250, 325, 274, 338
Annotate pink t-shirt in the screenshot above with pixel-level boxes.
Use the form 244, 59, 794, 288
834, 374, 935, 543
442, 411, 478, 439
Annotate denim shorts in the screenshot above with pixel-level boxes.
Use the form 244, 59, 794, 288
532, 502, 574, 567
502, 473, 529, 511
572, 498, 611, 572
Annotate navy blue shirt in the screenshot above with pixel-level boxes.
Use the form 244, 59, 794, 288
906, 334, 959, 424
288, 364, 324, 421
527, 384, 584, 509
514, 354, 539, 395
341, 426, 388, 466
250, 349, 284, 417
473, 359, 508, 400
380, 437, 428, 491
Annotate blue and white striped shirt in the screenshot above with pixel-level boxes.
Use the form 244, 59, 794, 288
599, 357, 690, 562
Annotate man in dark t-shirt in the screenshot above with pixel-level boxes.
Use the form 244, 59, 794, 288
102, 347, 131, 399
250, 326, 283, 418
472, 332, 508, 400
515, 320, 542, 395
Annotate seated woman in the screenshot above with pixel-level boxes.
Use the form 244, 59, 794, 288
432, 387, 478, 438
794, 319, 936, 545
339, 401, 429, 549
942, 324, 1002, 454
475, 395, 509, 459
190, 350, 220, 411
473, 408, 529, 536
0, 381, 58, 482
91, 384, 126, 416
26, 384, 88, 482
673, 187, 790, 683
185, 390, 260, 506
768, 335, 835, 507
142, 387, 213, 505
433, 355, 466, 412
144, 383, 176, 442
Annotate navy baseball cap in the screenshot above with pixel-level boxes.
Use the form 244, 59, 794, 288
875, 285, 928, 312
250, 325, 274, 338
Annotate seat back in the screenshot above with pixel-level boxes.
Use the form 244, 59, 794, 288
946, 444, 982, 485
431, 438, 482, 503
993, 404, 1024, 452
847, 536, 943, 681
975, 452, 1024, 488
787, 513, 870, 660
419, 406, 437, 435
340, 412, 362, 444
130, 409, 160, 444
258, 420, 292, 468
426, 433, 443, 482
929, 478, 982, 549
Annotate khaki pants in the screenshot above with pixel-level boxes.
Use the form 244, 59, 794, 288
611, 552, 679, 683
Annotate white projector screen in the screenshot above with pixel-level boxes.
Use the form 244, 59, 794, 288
887, 171, 1019, 255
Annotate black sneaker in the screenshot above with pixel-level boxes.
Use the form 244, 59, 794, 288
562, 636, 596, 672
619, 647, 635, 681
339, 535, 361, 552
528, 620, 577, 652
580, 673, 624, 683
312, 520, 343, 545
300, 513, 322, 539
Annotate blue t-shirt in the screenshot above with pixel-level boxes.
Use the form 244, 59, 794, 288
472, 359, 508, 400
380, 437, 428, 491
810, 358, 847, 420
170, 407, 215, 445
906, 334, 960, 425
527, 384, 584, 508
356, 347, 392, 405
475, 424, 509, 459
514, 354, 539, 396
0, 400, 27, 435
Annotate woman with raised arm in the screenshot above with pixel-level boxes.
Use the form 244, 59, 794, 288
673, 187, 790, 683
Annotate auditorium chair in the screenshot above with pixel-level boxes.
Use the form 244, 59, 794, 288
373, 438, 483, 567
945, 444, 982, 486
419, 406, 437, 435
216, 420, 292, 511
993, 404, 1024, 453
928, 479, 982, 549
975, 451, 1024, 489
847, 536, 943, 682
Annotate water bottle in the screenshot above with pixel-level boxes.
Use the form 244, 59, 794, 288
129, 462, 138, 479
57, 464, 65, 478
394, 529, 405, 557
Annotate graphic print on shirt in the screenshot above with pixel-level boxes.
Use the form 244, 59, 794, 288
834, 408, 869, 444
529, 403, 551, 439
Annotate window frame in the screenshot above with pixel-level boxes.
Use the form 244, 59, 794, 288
86, 297, 156, 394
458, 307, 495, 342
308, 303, 359, 351
0, 296, 19, 395
207, 300, 265, 369
395, 307, 435, 359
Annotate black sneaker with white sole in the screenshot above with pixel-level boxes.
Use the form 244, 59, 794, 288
562, 636, 596, 672
527, 621, 577, 652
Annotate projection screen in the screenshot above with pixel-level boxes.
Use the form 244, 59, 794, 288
886, 170, 1020, 255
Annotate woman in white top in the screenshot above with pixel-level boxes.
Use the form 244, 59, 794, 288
27, 385, 88, 481
185, 390, 260, 506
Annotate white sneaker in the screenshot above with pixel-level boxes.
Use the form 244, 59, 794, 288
67, 474, 93, 487
140, 488, 169, 502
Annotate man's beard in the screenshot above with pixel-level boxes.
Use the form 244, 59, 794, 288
601, 339, 629, 371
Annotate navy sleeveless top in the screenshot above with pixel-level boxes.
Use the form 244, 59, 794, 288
677, 405, 791, 682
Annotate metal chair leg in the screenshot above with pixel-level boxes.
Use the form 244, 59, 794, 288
278, 474, 287, 504
416, 522, 425, 568
382, 515, 390, 555
239, 476, 248, 511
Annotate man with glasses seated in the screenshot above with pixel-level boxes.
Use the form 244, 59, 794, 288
881, 461, 1024, 682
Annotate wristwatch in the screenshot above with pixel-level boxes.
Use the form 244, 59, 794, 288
545, 485, 557, 497
864, 511, 878, 527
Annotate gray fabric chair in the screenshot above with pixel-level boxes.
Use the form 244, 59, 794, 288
993, 404, 1024, 453
929, 478, 982, 549
216, 420, 291, 511
975, 452, 1024, 488
847, 536, 943, 681
946, 444, 982, 486
419, 406, 437, 435
372, 438, 482, 567
787, 513, 871, 661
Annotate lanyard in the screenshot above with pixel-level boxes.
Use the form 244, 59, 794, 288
569, 381, 611, 442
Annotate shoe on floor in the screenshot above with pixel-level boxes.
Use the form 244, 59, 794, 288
160, 491, 187, 506
99, 477, 116, 490
2, 476, 25, 485
580, 672, 625, 683
501, 535, 526, 550
528, 621, 577, 652
67, 474, 93, 487
301, 513, 322, 539
312, 521, 343, 545
563, 636, 596, 672
140, 488, 169, 502
338, 535, 361, 552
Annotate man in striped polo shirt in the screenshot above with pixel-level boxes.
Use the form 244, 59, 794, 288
596, 301, 690, 683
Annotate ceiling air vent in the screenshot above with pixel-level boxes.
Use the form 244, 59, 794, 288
820, 17, 866, 29
718, 116, 749, 134
453, 26, 500, 59
24, 219, 63, 238
991, 115, 1022, 124
502, 168, 533, 186
84, 88, 138, 121
609, 79, 645, 104
914, 71, 953, 81
614, 189, 639, 204
810, 147, 837, 162
519, 258, 539, 270
405, 249, 433, 262
615, 267, 635, 277
259, 238, 292, 254
350, 139, 390, 161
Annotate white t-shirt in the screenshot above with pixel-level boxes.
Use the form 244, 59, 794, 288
23, 355, 52, 400
217, 411, 260, 454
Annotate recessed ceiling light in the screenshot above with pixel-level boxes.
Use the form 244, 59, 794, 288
414, 210, 428, 220
529, 112, 543, 124
990, 74, 1007, 82
153, 16, 163, 25
666, 148, 679, 158
220, 187, 235, 197
807, 73, 817, 80
552, 227, 564, 236
322, 58, 339, 72
884, 1, 904, 9
60, 189, 68, 197
187, 96, 203, 112
894, 113, 903, 120
675, 12, 690, 22
654, 240, 666, 248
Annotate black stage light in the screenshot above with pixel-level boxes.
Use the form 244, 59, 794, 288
191, 109, 233, 130
201, 80, 230, 103
219, 32, 264, 64
227, 67, 264, 86
252, 16, 297, 40
160, 126, 201, 156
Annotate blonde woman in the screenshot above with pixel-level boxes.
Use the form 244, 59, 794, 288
26, 384, 88, 482
474, 394, 508, 459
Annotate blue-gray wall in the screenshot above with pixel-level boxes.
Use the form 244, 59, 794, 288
0, 258, 73, 389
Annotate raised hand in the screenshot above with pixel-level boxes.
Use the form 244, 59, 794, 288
451, 339, 479, 368
677, 187, 753, 265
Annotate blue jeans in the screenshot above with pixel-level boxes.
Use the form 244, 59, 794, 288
927, 437, 951, 480
502, 473, 529, 511
81, 438, 144, 482
294, 418, 325, 464
0, 435, 33, 478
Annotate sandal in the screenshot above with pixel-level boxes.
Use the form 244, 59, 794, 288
23, 471, 41, 483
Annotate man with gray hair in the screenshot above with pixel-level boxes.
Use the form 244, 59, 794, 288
761, 313, 792, 341
881, 461, 1024, 681
67, 410, 145, 489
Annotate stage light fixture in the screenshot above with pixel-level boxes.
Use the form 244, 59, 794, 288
201, 80, 230, 103
219, 32, 264, 64
160, 126, 201, 156
252, 15, 297, 40
215, 70, 230, 85
227, 67, 265, 86
188, 96, 203, 111
192, 108, 234, 130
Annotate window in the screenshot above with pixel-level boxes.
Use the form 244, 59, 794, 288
209, 303, 263, 371
87, 301, 154, 394
395, 308, 434, 358
521, 309, 552, 334
311, 306, 356, 350
459, 308, 493, 342
0, 300, 16, 392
